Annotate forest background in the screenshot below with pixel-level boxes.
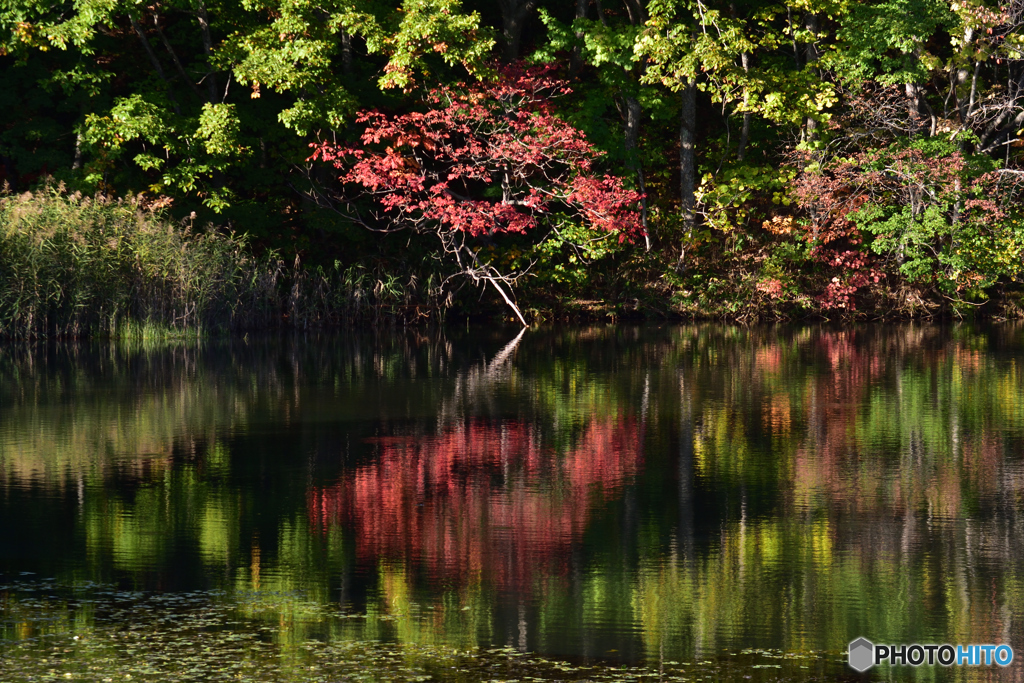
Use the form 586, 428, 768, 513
2, 0, 1024, 335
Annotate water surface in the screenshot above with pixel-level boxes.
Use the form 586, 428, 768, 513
2, 325, 1023, 680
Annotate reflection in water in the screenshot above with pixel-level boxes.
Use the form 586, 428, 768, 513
310, 418, 642, 592
1, 325, 1024, 678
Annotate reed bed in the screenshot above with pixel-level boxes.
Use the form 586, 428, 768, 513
0, 187, 284, 338
0, 188, 429, 338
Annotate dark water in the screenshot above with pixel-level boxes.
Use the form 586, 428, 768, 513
2, 325, 1024, 681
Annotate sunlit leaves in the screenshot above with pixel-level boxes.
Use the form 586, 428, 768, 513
85, 94, 177, 151
824, 0, 951, 86
84, 96, 247, 211
372, 0, 495, 90
0, 0, 123, 54
219, 0, 493, 100
794, 136, 1024, 297
313, 67, 642, 239
697, 164, 797, 232
197, 103, 248, 157
637, 0, 838, 126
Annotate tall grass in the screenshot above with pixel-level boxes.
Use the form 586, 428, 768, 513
289, 258, 430, 328
0, 187, 282, 338
0, 187, 433, 338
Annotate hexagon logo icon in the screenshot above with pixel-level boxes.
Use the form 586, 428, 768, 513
849, 637, 875, 672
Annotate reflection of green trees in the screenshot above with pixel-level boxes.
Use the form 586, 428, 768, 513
675, 325, 1024, 514
3, 325, 1024, 670
613, 324, 1024, 663
519, 324, 1024, 663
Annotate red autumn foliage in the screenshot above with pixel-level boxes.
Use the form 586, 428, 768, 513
307, 417, 642, 591
787, 160, 883, 310
310, 65, 643, 242
790, 142, 1021, 309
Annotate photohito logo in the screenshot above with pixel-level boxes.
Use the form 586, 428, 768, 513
848, 638, 1013, 672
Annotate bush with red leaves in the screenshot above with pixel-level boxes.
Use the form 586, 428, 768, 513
791, 138, 1024, 311
309, 66, 642, 324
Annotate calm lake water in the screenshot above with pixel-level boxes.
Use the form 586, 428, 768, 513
2, 325, 1024, 681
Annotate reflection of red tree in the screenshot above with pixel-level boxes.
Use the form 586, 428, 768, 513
308, 418, 641, 590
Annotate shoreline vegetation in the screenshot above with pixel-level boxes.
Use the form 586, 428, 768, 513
0, 188, 1022, 339
2, 1, 1024, 333
0, 188, 437, 339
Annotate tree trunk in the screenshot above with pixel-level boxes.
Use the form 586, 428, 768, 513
72, 132, 83, 171
905, 82, 920, 121
623, 95, 650, 250
154, 12, 204, 100
622, 0, 645, 25
788, 7, 801, 68
953, 27, 976, 137
803, 13, 820, 141
498, 0, 536, 61
738, 52, 751, 161
678, 80, 697, 269
730, 4, 751, 161
341, 31, 353, 76
130, 15, 181, 114
194, 0, 218, 103
569, 0, 588, 75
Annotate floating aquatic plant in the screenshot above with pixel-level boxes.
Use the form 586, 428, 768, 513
0, 581, 843, 683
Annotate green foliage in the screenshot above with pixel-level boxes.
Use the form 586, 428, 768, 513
217, 0, 493, 104
826, 0, 949, 85
534, 10, 639, 76
197, 102, 248, 158
697, 163, 798, 232
637, 0, 838, 125
528, 219, 628, 291
847, 139, 1024, 295
1, 0, 1023, 320
0, 0, 493, 224
83, 93, 243, 210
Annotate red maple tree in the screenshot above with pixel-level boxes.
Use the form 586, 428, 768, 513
310, 65, 642, 325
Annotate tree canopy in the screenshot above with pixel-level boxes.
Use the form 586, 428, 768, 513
1, 0, 1023, 320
